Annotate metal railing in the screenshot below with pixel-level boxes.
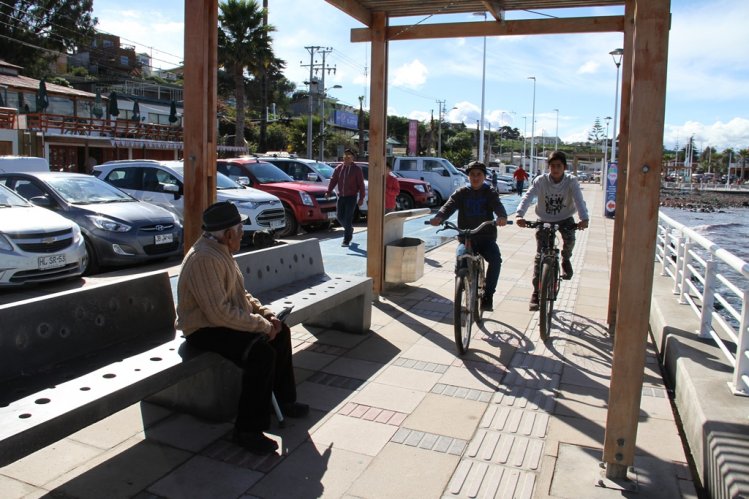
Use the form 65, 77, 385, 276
656, 211, 749, 395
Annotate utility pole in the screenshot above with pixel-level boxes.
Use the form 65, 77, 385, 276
259, 0, 269, 153
301, 46, 321, 159
317, 48, 335, 161
436, 99, 445, 157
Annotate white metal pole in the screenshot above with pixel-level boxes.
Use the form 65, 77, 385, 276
478, 29, 486, 162
610, 48, 623, 163
522, 116, 527, 170
554, 108, 559, 151
528, 76, 536, 174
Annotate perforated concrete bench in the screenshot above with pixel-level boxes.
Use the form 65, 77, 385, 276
0, 240, 372, 466
236, 238, 372, 334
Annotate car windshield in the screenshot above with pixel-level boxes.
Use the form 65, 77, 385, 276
311, 162, 334, 178
248, 162, 294, 183
0, 184, 32, 207
171, 164, 240, 190
440, 159, 461, 175
46, 176, 134, 204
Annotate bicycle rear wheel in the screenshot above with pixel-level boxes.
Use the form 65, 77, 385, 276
539, 260, 555, 342
453, 275, 473, 355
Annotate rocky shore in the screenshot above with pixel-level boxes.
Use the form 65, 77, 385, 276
660, 189, 749, 211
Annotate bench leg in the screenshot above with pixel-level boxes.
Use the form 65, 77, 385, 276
304, 287, 372, 334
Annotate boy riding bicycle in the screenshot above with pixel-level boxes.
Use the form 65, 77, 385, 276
516, 151, 589, 311
430, 161, 508, 312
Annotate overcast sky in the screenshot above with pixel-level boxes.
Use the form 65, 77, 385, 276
92, 0, 749, 151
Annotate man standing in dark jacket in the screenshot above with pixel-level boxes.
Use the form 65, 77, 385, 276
327, 149, 366, 246
429, 161, 508, 311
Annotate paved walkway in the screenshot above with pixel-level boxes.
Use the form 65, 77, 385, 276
0, 186, 697, 498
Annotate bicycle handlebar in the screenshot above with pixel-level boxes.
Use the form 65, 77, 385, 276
519, 220, 579, 230
424, 219, 512, 235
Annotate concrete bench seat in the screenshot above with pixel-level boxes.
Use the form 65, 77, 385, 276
0, 239, 372, 467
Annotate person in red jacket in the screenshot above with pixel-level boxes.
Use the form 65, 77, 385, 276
385, 163, 401, 213
513, 165, 530, 196
327, 149, 366, 246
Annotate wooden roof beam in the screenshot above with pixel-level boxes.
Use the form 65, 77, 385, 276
351, 15, 623, 42
325, 0, 373, 27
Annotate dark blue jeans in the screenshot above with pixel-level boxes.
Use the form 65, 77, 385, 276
337, 195, 357, 243
457, 238, 502, 299
516, 180, 525, 196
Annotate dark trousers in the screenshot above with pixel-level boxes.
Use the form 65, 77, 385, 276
336, 195, 358, 243
457, 238, 502, 298
186, 324, 296, 432
516, 180, 525, 196
532, 216, 577, 290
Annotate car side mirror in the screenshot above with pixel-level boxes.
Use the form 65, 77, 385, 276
30, 196, 53, 208
441, 170, 450, 177
236, 176, 250, 186
307, 173, 319, 182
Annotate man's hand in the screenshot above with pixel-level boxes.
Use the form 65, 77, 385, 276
496, 217, 508, 227
429, 216, 442, 226
267, 317, 282, 341
516, 218, 527, 228
577, 219, 589, 230
357, 197, 364, 207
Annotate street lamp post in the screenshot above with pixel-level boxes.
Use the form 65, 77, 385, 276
609, 48, 624, 163
522, 116, 528, 169
528, 76, 536, 174
553, 108, 559, 151
319, 84, 341, 161
474, 12, 487, 163
603, 116, 611, 170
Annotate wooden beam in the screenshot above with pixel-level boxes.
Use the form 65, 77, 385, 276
481, 1, 505, 21
366, 11, 388, 296
351, 15, 624, 42
607, 1, 634, 329
182, 0, 218, 252
603, 0, 670, 479
324, 0, 372, 27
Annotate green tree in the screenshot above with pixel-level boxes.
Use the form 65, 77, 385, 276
587, 117, 605, 146
0, 1, 97, 78
218, 0, 277, 148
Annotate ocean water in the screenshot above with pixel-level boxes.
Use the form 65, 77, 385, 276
660, 207, 749, 262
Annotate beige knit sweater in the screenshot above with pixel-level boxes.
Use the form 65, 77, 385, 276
176, 236, 274, 336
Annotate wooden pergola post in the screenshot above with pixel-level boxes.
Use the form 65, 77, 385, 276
182, 0, 218, 251
366, 11, 388, 296
603, 0, 670, 479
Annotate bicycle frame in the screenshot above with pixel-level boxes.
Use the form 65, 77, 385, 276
522, 221, 562, 341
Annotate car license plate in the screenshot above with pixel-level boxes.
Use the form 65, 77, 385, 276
155, 233, 173, 245
39, 254, 66, 270
327, 211, 337, 219
270, 219, 284, 229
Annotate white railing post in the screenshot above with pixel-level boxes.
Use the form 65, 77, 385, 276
660, 225, 670, 276
731, 289, 749, 396
679, 242, 693, 304
673, 236, 686, 295
698, 258, 716, 339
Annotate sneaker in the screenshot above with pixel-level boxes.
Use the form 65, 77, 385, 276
561, 259, 573, 280
281, 402, 310, 418
233, 429, 279, 455
341, 241, 350, 247
529, 292, 539, 311
480, 296, 493, 312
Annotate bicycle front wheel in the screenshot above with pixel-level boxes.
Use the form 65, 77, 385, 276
453, 275, 473, 355
539, 260, 555, 342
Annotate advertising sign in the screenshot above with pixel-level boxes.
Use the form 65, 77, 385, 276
604, 162, 618, 218
333, 110, 358, 130
408, 120, 418, 155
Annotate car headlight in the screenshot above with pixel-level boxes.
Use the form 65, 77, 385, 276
0, 233, 13, 251
71, 223, 82, 244
414, 185, 426, 193
300, 192, 313, 206
87, 215, 131, 232
235, 200, 261, 210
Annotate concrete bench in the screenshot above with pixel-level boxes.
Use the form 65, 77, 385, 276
0, 239, 372, 466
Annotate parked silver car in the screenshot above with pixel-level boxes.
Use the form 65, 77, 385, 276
0, 184, 86, 286
0, 172, 182, 274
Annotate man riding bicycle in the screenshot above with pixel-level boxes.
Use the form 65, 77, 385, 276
515, 151, 589, 311
430, 161, 508, 312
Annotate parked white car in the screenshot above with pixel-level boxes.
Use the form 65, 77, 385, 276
0, 183, 86, 286
94, 160, 286, 242
391, 156, 465, 205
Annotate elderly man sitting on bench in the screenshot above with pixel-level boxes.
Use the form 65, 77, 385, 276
176, 201, 308, 455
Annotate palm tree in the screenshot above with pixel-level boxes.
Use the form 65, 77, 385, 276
218, 0, 275, 148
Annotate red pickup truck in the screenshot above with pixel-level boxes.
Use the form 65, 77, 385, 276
217, 158, 337, 237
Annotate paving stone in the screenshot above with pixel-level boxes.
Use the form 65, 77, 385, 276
147, 455, 262, 499
404, 430, 425, 447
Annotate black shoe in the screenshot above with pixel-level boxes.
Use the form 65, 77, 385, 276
529, 292, 539, 311
233, 429, 278, 455
480, 297, 493, 311
561, 259, 573, 280
341, 240, 350, 247
281, 402, 309, 418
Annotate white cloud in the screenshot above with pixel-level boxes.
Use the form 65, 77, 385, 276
576, 61, 598, 75
391, 60, 429, 89
664, 118, 749, 151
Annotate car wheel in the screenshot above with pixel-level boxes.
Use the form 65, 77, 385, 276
302, 221, 332, 232
83, 237, 99, 276
396, 192, 414, 210
276, 207, 298, 238
433, 191, 443, 206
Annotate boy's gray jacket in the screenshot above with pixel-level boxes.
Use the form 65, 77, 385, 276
516, 174, 589, 222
